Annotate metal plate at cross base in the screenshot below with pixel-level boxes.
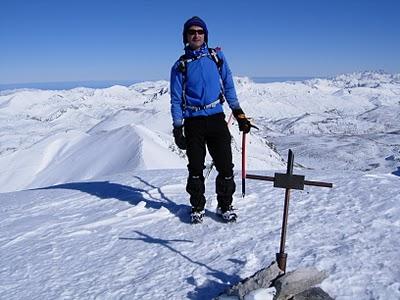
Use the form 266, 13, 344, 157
246, 149, 333, 273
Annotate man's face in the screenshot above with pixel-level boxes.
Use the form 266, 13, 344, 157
186, 26, 205, 50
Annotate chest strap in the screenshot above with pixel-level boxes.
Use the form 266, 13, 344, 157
185, 97, 222, 112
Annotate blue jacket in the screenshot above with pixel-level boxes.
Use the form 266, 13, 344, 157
170, 44, 241, 127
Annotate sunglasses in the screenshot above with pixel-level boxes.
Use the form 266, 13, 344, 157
187, 29, 205, 35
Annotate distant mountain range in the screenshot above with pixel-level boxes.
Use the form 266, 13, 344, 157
0, 71, 398, 192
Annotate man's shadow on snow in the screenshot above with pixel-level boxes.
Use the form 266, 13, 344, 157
120, 231, 241, 299
37, 176, 191, 224
392, 167, 400, 177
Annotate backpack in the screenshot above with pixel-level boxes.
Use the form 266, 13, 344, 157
177, 48, 226, 112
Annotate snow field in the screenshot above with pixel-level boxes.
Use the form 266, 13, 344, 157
1, 169, 399, 299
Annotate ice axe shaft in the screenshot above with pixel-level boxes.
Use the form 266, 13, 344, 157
241, 119, 258, 198
241, 132, 246, 197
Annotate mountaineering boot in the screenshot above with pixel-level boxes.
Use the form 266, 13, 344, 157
216, 205, 237, 223
191, 208, 205, 224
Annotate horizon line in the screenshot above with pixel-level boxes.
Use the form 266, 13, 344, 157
0, 71, 396, 91
0, 76, 319, 91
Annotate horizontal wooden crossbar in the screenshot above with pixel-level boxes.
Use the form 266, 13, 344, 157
246, 173, 333, 189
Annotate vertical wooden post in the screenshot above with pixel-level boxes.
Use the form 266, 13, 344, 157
276, 149, 294, 272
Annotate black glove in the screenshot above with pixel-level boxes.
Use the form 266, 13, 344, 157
173, 126, 187, 150
233, 109, 251, 134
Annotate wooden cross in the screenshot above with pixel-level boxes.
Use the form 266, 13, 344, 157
246, 149, 333, 273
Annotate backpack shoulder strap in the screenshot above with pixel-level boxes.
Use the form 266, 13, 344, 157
178, 54, 188, 73
208, 47, 226, 104
208, 48, 224, 72
177, 54, 188, 110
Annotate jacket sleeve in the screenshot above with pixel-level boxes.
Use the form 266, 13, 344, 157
170, 62, 184, 127
217, 51, 241, 110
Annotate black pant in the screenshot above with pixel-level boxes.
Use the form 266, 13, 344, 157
184, 113, 236, 211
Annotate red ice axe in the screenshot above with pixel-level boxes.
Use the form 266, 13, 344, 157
241, 122, 258, 198
242, 132, 247, 198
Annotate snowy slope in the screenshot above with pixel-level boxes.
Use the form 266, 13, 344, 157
0, 71, 400, 299
1, 170, 399, 299
0, 125, 185, 192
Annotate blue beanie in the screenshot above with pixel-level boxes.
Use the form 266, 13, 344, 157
183, 16, 208, 44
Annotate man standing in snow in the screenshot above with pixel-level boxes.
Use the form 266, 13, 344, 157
170, 16, 252, 224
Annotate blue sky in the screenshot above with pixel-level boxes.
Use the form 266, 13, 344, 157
1, 0, 399, 84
